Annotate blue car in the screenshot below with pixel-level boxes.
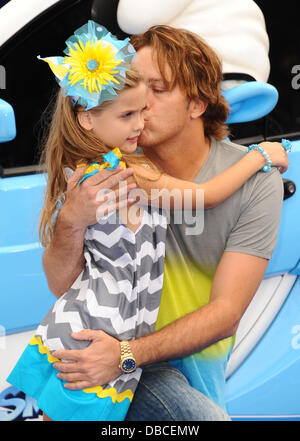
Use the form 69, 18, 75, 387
0, 0, 299, 421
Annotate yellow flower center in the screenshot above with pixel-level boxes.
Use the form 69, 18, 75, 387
63, 38, 122, 94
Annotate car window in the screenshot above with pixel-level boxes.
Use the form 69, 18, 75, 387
257, 0, 300, 138
1, 0, 298, 172
0, 0, 93, 172
231, 1, 300, 144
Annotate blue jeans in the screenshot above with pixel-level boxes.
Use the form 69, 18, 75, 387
125, 362, 230, 421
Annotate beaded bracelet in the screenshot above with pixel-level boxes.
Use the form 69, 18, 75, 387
281, 138, 292, 152
247, 144, 272, 172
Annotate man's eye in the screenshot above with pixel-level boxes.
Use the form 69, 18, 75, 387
152, 89, 165, 94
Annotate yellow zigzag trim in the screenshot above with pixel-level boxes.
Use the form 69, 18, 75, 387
30, 335, 60, 363
83, 386, 133, 403
29, 335, 133, 403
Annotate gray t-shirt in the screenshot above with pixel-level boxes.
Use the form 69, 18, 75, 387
155, 137, 284, 410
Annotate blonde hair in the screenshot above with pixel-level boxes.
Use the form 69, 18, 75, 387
39, 68, 159, 248
131, 25, 230, 140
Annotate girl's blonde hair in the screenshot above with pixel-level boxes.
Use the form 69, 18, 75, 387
39, 68, 158, 248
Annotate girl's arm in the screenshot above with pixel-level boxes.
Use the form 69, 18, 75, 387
130, 142, 288, 209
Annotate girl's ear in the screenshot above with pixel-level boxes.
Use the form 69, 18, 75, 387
77, 111, 93, 131
189, 98, 208, 119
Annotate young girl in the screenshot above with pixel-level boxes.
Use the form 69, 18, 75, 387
7, 21, 289, 421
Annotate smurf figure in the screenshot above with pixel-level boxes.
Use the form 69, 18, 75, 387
115, 0, 276, 126
117, 0, 270, 85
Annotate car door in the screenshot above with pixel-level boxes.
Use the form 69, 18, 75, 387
0, 0, 96, 337
0, 0, 97, 421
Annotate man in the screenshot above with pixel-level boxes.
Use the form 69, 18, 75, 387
43, 26, 284, 420
117, 0, 270, 82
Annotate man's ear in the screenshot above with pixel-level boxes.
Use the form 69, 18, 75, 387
77, 111, 93, 131
189, 98, 208, 119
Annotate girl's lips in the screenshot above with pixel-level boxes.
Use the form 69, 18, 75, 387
127, 136, 139, 143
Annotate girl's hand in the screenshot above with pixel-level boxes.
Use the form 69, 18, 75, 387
259, 141, 289, 174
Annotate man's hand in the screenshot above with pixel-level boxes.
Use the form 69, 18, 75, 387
43, 165, 137, 297
62, 165, 137, 229
52, 330, 122, 389
51, 252, 270, 390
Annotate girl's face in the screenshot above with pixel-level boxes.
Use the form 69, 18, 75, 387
80, 82, 147, 154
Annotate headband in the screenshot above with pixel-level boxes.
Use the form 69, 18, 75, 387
38, 21, 136, 110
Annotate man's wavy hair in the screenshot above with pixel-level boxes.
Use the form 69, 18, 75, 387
131, 25, 230, 140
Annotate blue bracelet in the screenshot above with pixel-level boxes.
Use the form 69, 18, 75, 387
281, 138, 292, 152
247, 144, 272, 172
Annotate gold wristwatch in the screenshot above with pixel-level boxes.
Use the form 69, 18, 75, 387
119, 341, 136, 373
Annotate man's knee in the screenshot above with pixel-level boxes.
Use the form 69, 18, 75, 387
126, 362, 230, 421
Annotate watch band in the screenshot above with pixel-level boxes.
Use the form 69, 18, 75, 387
120, 340, 133, 358
119, 341, 136, 373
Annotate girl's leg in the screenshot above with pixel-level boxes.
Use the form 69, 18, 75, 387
43, 412, 53, 421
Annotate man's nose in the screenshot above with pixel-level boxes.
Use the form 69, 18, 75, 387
144, 96, 151, 112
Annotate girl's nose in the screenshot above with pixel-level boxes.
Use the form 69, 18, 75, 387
135, 114, 144, 132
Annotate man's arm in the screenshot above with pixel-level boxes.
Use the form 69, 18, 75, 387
51, 168, 283, 389
132, 168, 283, 366
43, 166, 136, 298
51, 251, 268, 389
131, 251, 268, 365
42, 213, 86, 298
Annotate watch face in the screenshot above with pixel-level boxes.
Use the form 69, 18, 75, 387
121, 358, 136, 372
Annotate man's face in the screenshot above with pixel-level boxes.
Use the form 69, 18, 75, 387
132, 46, 191, 149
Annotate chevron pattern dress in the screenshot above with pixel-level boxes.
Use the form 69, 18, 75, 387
7, 206, 167, 421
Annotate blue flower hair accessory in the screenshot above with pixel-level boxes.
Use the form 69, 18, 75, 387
38, 21, 136, 110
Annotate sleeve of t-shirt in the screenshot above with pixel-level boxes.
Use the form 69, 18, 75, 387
225, 167, 284, 260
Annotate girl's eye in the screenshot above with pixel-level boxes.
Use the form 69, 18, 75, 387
121, 112, 133, 118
